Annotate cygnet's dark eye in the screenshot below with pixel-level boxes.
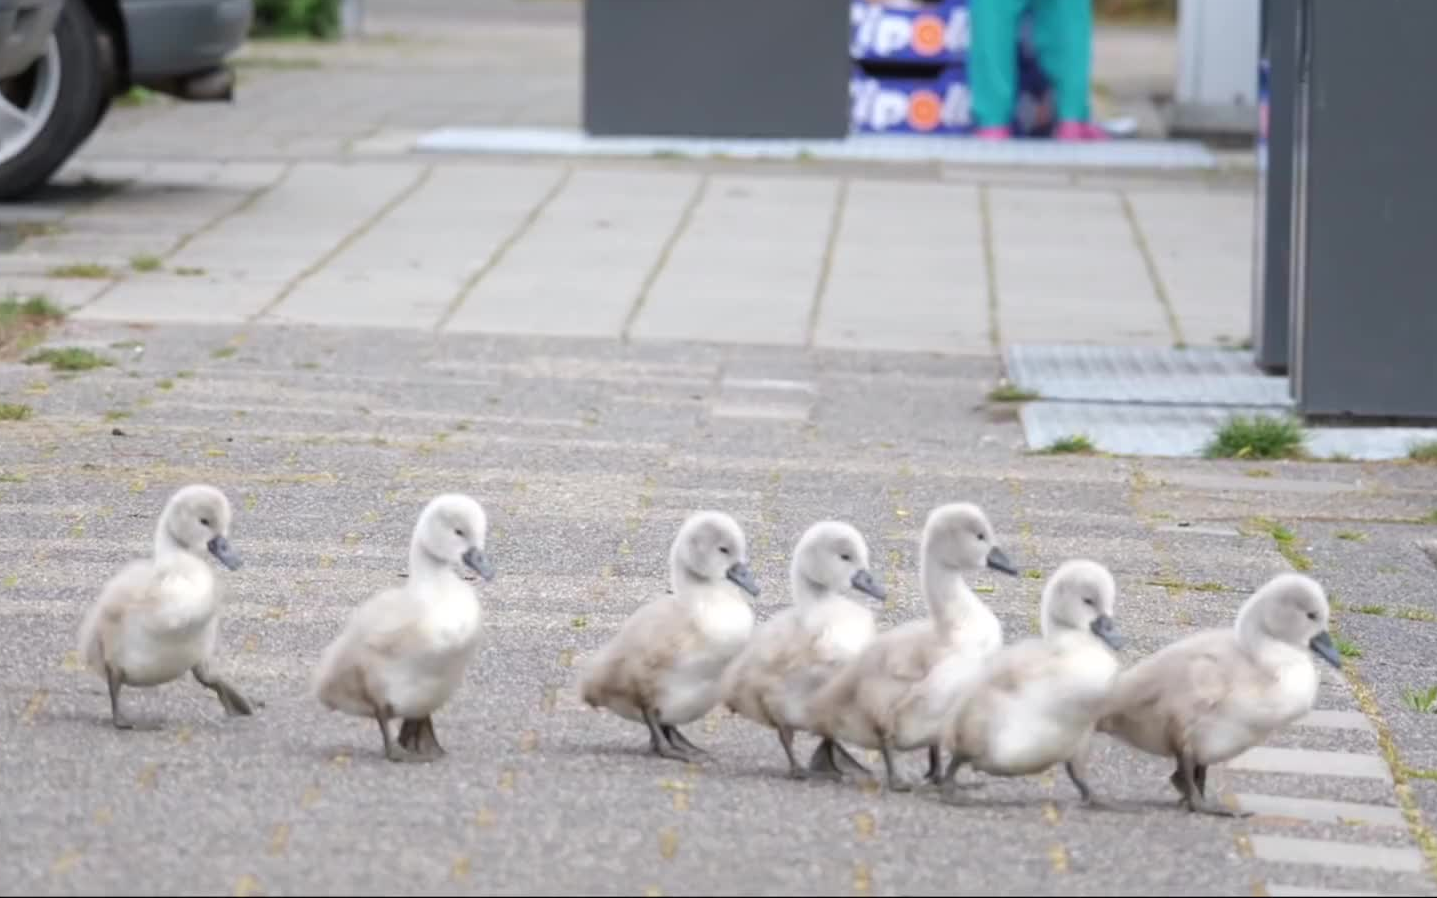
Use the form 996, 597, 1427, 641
1307, 611, 1318, 621
718, 546, 730, 555
840, 553, 852, 562
200, 518, 211, 528
1084, 597, 1096, 607
977, 533, 987, 542
455, 528, 465, 538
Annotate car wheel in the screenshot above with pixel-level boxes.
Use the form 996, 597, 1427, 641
0, 0, 106, 202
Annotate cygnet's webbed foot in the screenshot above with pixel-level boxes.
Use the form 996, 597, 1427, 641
377, 711, 430, 763
643, 709, 697, 762
1175, 753, 1242, 816
830, 741, 871, 777
1183, 796, 1251, 818
385, 744, 433, 764
936, 753, 976, 804
805, 739, 847, 781
1169, 761, 1210, 799
806, 738, 871, 782
397, 717, 447, 760
191, 664, 254, 718
663, 724, 709, 758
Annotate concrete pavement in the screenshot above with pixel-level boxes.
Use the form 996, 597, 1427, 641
0, 157, 1254, 353
3, 322, 1437, 896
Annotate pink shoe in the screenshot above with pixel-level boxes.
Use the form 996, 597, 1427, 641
975, 126, 1011, 140
1055, 120, 1109, 141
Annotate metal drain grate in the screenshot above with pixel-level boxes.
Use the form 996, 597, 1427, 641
1006, 343, 1292, 407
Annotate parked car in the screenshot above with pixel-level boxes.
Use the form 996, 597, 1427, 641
0, 0, 253, 201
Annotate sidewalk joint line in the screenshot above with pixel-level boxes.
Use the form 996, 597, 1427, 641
805, 178, 849, 350
433, 165, 574, 333
249, 164, 435, 323
1120, 190, 1187, 348
980, 184, 1001, 352
78, 162, 297, 312
621, 173, 709, 343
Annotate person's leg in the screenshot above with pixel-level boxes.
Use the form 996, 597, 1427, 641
1030, 0, 1103, 137
968, 0, 1028, 136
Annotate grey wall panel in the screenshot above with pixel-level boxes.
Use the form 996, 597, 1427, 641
583, 0, 851, 139
1292, 0, 1437, 420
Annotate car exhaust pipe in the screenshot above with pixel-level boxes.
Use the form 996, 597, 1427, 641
140, 66, 235, 102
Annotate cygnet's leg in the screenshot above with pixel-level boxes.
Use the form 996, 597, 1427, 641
830, 740, 872, 776
938, 753, 971, 803
1177, 749, 1248, 817
777, 726, 814, 780
923, 746, 943, 785
880, 737, 913, 792
106, 664, 135, 730
662, 724, 709, 758
191, 663, 254, 718
397, 719, 420, 753
1168, 760, 1211, 804
806, 739, 871, 779
414, 716, 447, 758
806, 739, 847, 780
1064, 758, 1116, 810
377, 710, 427, 763
643, 708, 693, 762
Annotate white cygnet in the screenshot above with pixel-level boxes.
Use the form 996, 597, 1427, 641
311, 493, 495, 763
938, 559, 1123, 806
720, 520, 886, 779
579, 510, 760, 762
1096, 572, 1341, 816
76, 483, 251, 729
807, 502, 1018, 791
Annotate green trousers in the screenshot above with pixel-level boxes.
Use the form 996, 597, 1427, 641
969, 0, 1094, 127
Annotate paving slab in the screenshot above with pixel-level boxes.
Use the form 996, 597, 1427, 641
628, 175, 838, 347
1251, 836, 1425, 874
453, 168, 699, 339
1228, 747, 1395, 782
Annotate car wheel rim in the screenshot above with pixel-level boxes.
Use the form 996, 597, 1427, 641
0, 34, 63, 167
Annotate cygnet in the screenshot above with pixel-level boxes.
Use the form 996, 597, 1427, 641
720, 520, 886, 779
76, 484, 251, 729
807, 502, 1018, 791
312, 493, 495, 763
1096, 572, 1341, 816
938, 559, 1123, 806
579, 510, 760, 762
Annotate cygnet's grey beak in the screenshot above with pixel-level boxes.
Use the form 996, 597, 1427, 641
462, 547, 496, 581
1090, 614, 1123, 650
986, 545, 1018, 576
207, 535, 242, 571
850, 569, 887, 601
1309, 631, 1343, 668
726, 562, 760, 597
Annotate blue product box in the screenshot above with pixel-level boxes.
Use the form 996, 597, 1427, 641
849, 64, 974, 135
849, 0, 970, 66
849, 56, 1052, 136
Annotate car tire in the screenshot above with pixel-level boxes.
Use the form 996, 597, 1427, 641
0, 0, 107, 202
